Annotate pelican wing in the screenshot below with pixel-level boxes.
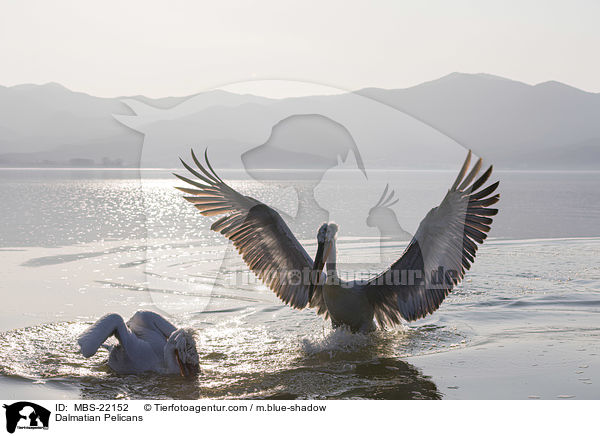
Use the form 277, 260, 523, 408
127, 310, 177, 339
364, 151, 499, 325
174, 150, 321, 311
78, 313, 152, 359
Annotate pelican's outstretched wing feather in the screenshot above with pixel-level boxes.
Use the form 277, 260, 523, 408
365, 151, 499, 325
175, 149, 323, 312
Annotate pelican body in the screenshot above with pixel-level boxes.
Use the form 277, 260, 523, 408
308, 223, 375, 332
78, 311, 200, 376
175, 149, 499, 332
322, 282, 375, 332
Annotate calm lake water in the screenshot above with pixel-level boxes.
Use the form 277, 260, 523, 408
0, 168, 599, 399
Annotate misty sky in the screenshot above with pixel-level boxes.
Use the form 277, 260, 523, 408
1, 0, 598, 97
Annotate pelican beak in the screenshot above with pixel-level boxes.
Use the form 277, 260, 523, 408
308, 240, 331, 303
174, 349, 186, 377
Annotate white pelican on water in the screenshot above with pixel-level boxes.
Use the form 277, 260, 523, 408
78, 311, 200, 376
175, 149, 499, 332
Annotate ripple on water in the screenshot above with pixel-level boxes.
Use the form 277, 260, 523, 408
0, 319, 469, 400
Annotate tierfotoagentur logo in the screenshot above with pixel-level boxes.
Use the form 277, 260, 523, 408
2, 402, 50, 434
115, 79, 474, 318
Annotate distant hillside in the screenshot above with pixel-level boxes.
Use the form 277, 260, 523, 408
360, 73, 600, 168
0, 73, 599, 169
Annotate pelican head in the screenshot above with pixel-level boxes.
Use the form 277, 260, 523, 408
165, 328, 200, 377
309, 222, 338, 302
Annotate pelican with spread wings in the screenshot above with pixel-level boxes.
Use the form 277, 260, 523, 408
175, 150, 499, 332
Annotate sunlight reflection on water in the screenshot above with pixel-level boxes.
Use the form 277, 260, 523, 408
0, 170, 599, 399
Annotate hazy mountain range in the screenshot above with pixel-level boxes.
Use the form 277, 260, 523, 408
0, 73, 598, 169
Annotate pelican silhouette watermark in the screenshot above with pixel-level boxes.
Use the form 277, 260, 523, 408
115, 79, 493, 320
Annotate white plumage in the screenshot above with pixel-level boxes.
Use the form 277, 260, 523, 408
78, 311, 199, 376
